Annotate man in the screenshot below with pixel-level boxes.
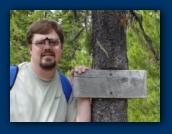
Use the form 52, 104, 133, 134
10, 19, 91, 122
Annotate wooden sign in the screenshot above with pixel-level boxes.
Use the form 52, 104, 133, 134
73, 70, 147, 98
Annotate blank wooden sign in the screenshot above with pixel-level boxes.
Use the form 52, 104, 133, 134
73, 70, 147, 98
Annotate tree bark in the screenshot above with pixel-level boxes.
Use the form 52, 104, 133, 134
91, 10, 128, 122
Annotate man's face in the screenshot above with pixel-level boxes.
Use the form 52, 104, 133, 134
29, 30, 63, 70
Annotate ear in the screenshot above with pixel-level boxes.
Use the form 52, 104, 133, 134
28, 44, 32, 56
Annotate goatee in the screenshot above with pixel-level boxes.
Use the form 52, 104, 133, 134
40, 61, 56, 70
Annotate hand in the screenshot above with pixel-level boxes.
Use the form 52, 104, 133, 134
69, 66, 89, 85
70, 66, 91, 122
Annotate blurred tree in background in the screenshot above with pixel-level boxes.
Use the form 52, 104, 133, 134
127, 10, 160, 122
10, 10, 160, 122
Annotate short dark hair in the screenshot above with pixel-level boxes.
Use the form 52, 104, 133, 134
27, 19, 64, 45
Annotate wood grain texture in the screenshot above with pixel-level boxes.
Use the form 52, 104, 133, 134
73, 69, 147, 98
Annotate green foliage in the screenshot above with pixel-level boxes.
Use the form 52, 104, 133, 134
10, 10, 160, 122
10, 10, 92, 75
127, 10, 160, 122
10, 10, 33, 64
53, 10, 92, 75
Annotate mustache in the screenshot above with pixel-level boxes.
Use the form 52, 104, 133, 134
41, 51, 55, 57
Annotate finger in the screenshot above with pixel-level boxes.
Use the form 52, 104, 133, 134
74, 66, 80, 72
74, 66, 81, 74
70, 69, 74, 77
74, 66, 78, 72
78, 66, 83, 74
74, 66, 89, 74
69, 69, 74, 84
82, 66, 89, 72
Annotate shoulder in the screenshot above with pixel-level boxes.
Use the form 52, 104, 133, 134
58, 72, 71, 86
18, 62, 30, 69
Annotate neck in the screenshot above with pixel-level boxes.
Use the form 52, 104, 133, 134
30, 62, 57, 80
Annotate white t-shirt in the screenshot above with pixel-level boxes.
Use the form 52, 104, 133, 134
10, 62, 77, 122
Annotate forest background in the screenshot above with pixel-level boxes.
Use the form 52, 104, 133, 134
10, 10, 160, 122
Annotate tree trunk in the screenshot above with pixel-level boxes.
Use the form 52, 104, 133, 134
91, 10, 128, 122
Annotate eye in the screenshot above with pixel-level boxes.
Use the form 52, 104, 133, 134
35, 40, 44, 45
50, 40, 60, 46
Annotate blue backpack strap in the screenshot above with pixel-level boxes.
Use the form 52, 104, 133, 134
58, 72, 72, 103
10, 65, 19, 90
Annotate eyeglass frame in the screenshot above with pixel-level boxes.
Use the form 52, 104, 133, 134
32, 37, 60, 48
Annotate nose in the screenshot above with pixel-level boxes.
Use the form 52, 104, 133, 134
45, 40, 51, 45
44, 40, 51, 49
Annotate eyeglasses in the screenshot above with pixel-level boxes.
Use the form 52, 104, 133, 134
32, 37, 60, 48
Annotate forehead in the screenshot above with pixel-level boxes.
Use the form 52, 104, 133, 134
32, 30, 59, 41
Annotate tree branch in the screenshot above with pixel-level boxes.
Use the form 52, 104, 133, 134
129, 10, 160, 63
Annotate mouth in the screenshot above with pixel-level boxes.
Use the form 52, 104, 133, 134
42, 52, 55, 57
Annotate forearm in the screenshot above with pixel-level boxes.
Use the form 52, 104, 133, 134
76, 98, 91, 122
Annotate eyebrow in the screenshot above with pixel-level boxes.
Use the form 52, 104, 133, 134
34, 38, 59, 42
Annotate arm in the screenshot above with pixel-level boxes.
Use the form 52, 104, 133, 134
70, 66, 91, 122
76, 98, 91, 122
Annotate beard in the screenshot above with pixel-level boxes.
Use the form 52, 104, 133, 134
40, 52, 56, 70
40, 60, 56, 70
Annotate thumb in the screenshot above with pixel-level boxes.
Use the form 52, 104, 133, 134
69, 69, 74, 85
